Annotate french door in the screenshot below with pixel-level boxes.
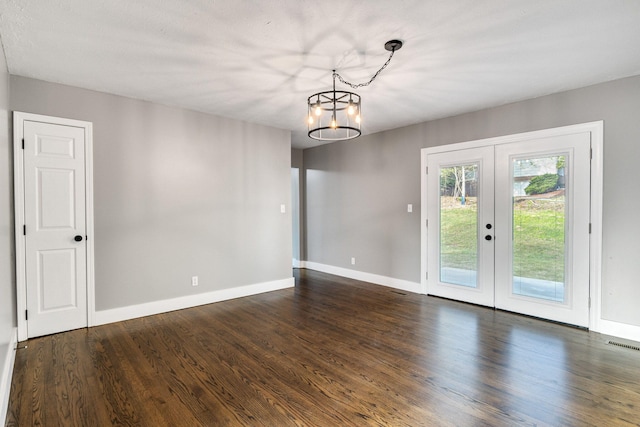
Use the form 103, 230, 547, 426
426, 146, 495, 307
425, 131, 591, 327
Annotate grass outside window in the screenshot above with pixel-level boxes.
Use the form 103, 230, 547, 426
440, 196, 565, 283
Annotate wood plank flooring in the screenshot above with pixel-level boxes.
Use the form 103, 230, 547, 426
6, 268, 640, 426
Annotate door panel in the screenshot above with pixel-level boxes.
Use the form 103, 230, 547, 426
495, 133, 591, 326
38, 249, 77, 310
24, 120, 87, 338
38, 168, 77, 229
427, 146, 495, 307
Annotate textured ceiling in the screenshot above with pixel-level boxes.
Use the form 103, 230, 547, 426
1, 0, 640, 148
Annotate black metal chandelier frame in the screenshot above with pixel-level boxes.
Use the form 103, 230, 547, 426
307, 39, 403, 142
307, 72, 362, 141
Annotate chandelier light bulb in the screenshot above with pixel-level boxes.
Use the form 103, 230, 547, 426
308, 115, 314, 125
355, 114, 361, 124
347, 101, 355, 116
330, 116, 337, 129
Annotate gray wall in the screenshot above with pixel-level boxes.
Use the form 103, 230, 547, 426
291, 148, 303, 169
0, 38, 15, 390
10, 76, 292, 311
304, 74, 640, 328
291, 148, 305, 262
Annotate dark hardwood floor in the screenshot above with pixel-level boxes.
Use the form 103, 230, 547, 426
6, 268, 640, 426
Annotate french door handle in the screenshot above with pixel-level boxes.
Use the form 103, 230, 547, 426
485, 235, 492, 241
74, 235, 83, 242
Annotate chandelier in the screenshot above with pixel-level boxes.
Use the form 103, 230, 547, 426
307, 39, 403, 141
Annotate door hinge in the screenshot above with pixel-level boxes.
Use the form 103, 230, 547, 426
23, 225, 26, 236
590, 148, 593, 159
589, 223, 592, 234
425, 219, 428, 227
25, 310, 28, 320
22, 138, 25, 149
425, 166, 429, 175
426, 272, 428, 280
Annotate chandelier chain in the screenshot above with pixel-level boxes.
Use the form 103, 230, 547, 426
333, 49, 396, 89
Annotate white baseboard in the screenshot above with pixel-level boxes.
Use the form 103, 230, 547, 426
302, 262, 423, 294
93, 277, 295, 326
593, 319, 640, 343
0, 328, 18, 427
292, 259, 302, 268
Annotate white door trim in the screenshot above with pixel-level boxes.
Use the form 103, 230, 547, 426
421, 121, 603, 329
13, 112, 95, 342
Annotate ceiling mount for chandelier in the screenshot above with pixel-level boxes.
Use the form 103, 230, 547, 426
307, 39, 403, 142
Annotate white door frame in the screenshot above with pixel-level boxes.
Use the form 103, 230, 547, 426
421, 121, 603, 329
13, 112, 95, 342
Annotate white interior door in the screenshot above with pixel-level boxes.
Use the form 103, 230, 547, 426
22, 120, 88, 338
426, 146, 495, 307
425, 131, 592, 327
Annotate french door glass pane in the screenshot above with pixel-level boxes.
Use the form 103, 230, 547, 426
512, 156, 566, 302
439, 164, 478, 287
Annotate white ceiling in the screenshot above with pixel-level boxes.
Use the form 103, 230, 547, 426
1, 1, 639, 149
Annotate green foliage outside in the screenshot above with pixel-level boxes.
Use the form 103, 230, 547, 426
440, 206, 478, 271
440, 197, 565, 282
512, 199, 565, 282
524, 173, 558, 195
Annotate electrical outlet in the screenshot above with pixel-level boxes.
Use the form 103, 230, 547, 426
407, 204, 413, 213
280, 204, 286, 213
351, 257, 356, 265
191, 276, 198, 287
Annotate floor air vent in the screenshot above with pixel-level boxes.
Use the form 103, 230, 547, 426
606, 340, 640, 352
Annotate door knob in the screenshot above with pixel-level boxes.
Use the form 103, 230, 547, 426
485, 235, 492, 241
74, 235, 83, 242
